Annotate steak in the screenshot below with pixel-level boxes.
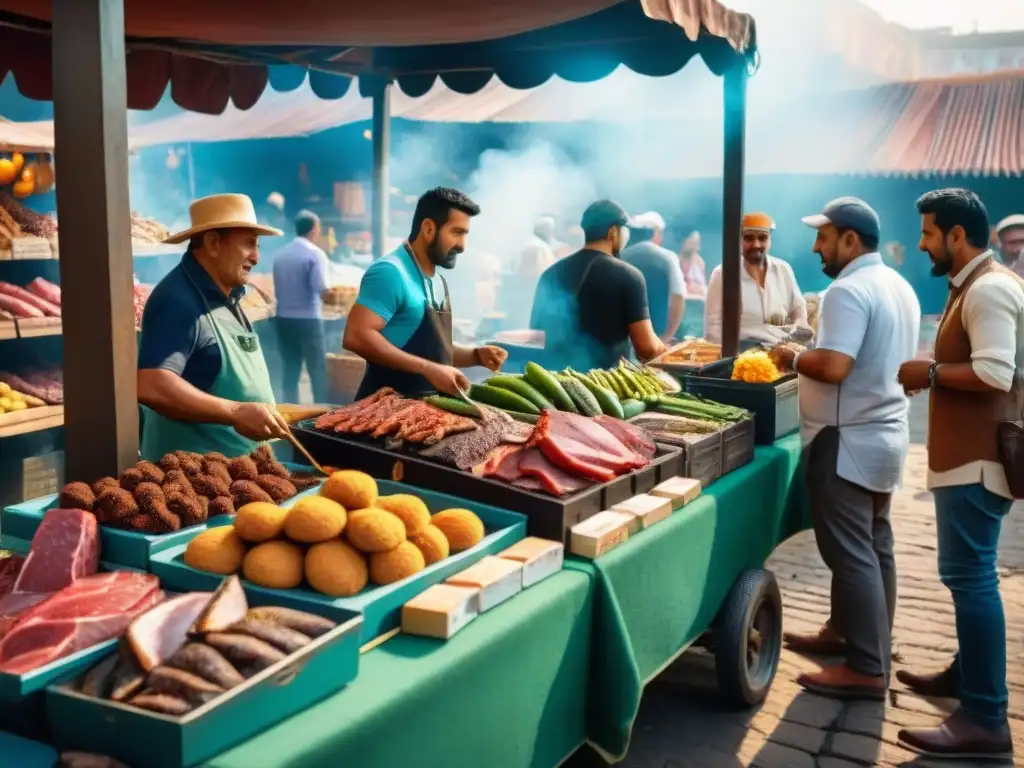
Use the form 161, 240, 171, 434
0, 509, 99, 637
518, 448, 594, 496
530, 411, 646, 481
0, 572, 163, 675
594, 416, 657, 461
422, 409, 529, 470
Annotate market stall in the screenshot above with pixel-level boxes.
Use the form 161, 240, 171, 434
0, 3, 802, 767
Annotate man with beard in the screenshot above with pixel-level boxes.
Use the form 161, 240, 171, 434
530, 199, 666, 370
344, 187, 507, 398
995, 213, 1024, 278
894, 188, 1022, 761
773, 197, 920, 701
704, 213, 809, 348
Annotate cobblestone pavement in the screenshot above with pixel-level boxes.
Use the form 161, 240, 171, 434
575, 395, 1023, 767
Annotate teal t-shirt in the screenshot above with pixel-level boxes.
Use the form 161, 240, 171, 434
355, 245, 446, 349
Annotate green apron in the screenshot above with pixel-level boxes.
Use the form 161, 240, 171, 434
140, 271, 276, 462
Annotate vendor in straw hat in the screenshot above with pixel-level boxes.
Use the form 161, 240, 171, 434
137, 193, 290, 461
704, 212, 809, 349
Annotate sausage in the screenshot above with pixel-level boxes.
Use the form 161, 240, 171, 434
0, 292, 43, 318
0, 282, 60, 317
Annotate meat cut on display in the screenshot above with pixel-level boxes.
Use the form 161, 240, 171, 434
0, 508, 99, 636
315, 388, 477, 444
0, 572, 163, 675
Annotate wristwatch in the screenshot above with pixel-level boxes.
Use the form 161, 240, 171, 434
928, 362, 938, 389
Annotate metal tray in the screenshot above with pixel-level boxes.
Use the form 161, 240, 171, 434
292, 421, 682, 545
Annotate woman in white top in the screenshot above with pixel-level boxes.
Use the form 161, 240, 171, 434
704, 212, 809, 346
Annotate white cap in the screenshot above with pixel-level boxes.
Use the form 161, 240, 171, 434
995, 214, 1024, 235
266, 192, 285, 211
631, 211, 666, 231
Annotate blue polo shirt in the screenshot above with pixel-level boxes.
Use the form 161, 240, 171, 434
354, 244, 446, 349
138, 253, 253, 393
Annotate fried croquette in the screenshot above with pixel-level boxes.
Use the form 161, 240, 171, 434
233, 502, 288, 543
135, 482, 182, 532
228, 456, 259, 482
345, 508, 406, 553
135, 461, 165, 484
288, 472, 321, 492
119, 468, 145, 493
230, 479, 273, 507
304, 540, 367, 597
59, 481, 95, 512
166, 491, 206, 528
242, 540, 305, 590
161, 469, 195, 498
431, 509, 484, 552
376, 494, 430, 536
190, 473, 231, 500
203, 451, 230, 465
94, 487, 139, 528
202, 460, 233, 487
91, 477, 120, 496
173, 451, 203, 476
321, 471, 377, 510
255, 474, 297, 504
369, 541, 425, 585
209, 496, 235, 518
158, 453, 181, 472
185, 526, 247, 575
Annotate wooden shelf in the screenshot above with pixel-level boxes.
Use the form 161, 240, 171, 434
16, 318, 62, 338
0, 405, 64, 438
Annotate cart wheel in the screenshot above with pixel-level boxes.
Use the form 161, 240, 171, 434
714, 568, 782, 709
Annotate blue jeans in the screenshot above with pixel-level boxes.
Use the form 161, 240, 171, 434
933, 483, 1013, 728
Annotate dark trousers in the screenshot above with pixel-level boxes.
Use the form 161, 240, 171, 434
275, 317, 327, 404
933, 483, 1012, 728
805, 427, 896, 678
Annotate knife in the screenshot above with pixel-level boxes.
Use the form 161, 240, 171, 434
454, 383, 485, 418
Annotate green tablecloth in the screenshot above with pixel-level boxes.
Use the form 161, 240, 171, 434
206, 570, 594, 768
564, 434, 804, 759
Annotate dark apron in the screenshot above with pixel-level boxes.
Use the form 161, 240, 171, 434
355, 254, 453, 399
545, 255, 628, 371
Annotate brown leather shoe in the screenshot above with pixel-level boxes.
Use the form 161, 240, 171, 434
783, 624, 846, 655
895, 665, 960, 699
784, 624, 902, 661
796, 663, 887, 701
898, 709, 1012, 760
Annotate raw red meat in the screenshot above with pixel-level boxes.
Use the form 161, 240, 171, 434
0, 509, 99, 637
0, 572, 163, 675
0, 556, 23, 599
0, 283, 60, 317
490, 446, 526, 483
529, 411, 646, 481
26, 277, 61, 306
518, 448, 595, 496
472, 444, 523, 476
594, 416, 657, 461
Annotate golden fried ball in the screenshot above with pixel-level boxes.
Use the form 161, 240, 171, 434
321, 471, 377, 510
369, 542, 425, 586
345, 508, 405, 553
242, 540, 305, 590
409, 524, 450, 565
233, 502, 289, 543
431, 509, 485, 552
284, 496, 347, 543
184, 526, 247, 575
376, 494, 430, 536
305, 540, 368, 597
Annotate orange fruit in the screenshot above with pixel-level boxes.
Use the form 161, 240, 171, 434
0, 159, 15, 186
19, 165, 35, 185
12, 178, 34, 198
10, 152, 24, 174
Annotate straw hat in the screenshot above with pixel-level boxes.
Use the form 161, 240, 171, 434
163, 194, 283, 245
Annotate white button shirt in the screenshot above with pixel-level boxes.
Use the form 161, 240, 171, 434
704, 255, 808, 344
799, 253, 921, 493
927, 251, 1024, 498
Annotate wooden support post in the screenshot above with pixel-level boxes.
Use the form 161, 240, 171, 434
370, 79, 392, 260
721, 63, 748, 358
52, 0, 139, 479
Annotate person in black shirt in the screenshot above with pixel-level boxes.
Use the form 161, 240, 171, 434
530, 200, 667, 370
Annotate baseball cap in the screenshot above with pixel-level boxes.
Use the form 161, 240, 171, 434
801, 197, 881, 241
580, 199, 631, 234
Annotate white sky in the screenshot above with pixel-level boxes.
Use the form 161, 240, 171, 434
859, 0, 1024, 32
